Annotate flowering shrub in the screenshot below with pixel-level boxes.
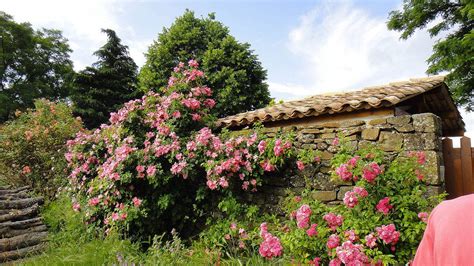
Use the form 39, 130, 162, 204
255, 141, 443, 264
66, 61, 315, 241
0, 99, 83, 198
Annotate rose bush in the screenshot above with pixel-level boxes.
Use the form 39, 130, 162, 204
252, 141, 444, 265
0, 99, 83, 198
66, 60, 316, 241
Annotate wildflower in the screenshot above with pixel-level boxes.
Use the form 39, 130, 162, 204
225, 234, 231, 240
191, 113, 201, 121
415, 169, 424, 181
306, 223, 318, 237
347, 156, 360, 167
327, 234, 340, 249
204, 99, 216, 108
296, 204, 312, 228
72, 202, 81, 212
273, 140, 284, 156
332, 137, 339, 146
230, 223, 237, 230
376, 197, 393, 215
22, 166, 31, 175
238, 241, 245, 249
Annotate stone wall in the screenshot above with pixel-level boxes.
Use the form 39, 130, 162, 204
243, 113, 444, 209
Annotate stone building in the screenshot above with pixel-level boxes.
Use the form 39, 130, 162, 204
217, 76, 465, 206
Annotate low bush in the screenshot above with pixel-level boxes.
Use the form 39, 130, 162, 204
0, 100, 83, 198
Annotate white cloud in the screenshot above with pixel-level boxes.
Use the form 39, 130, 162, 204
269, 1, 436, 98
268, 0, 474, 142
0, 0, 151, 70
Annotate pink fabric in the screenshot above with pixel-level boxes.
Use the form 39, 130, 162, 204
413, 194, 474, 266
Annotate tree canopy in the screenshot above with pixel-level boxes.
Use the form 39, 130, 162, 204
387, 0, 473, 110
138, 10, 271, 118
71, 29, 139, 129
0, 11, 75, 122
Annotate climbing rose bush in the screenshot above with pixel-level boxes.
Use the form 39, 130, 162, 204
254, 141, 443, 265
66, 61, 315, 240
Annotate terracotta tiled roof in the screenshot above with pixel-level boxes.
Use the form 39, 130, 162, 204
217, 76, 463, 133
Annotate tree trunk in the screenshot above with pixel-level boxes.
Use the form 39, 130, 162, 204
0, 192, 31, 200
0, 231, 47, 252
0, 224, 47, 238
0, 217, 43, 230
0, 186, 31, 195
0, 197, 43, 209
0, 204, 39, 223
0, 243, 44, 262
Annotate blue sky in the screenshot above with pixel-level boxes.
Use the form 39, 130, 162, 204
1, 0, 472, 140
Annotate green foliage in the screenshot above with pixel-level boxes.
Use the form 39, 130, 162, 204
71, 29, 140, 129
0, 12, 75, 122
0, 99, 83, 198
387, 1, 474, 109
138, 10, 271, 117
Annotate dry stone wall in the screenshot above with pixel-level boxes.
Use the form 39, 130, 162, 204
242, 113, 444, 210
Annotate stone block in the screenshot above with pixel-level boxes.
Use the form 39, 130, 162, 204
289, 175, 306, 188
320, 151, 334, 160
422, 133, 441, 151
337, 186, 354, 200
425, 186, 444, 198
367, 118, 386, 126
299, 133, 315, 143
378, 131, 403, 151
316, 142, 328, 150
403, 134, 424, 150
395, 124, 415, 133
387, 115, 411, 125
424, 150, 442, 185
301, 128, 321, 134
311, 191, 337, 202
321, 133, 336, 139
412, 113, 442, 134
359, 140, 374, 149
362, 128, 380, 140
340, 120, 365, 127
301, 144, 317, 150
319, 122, 341, 128
342, 127, 363, 136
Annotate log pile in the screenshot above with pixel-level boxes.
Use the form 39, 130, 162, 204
0, 186, 47, 262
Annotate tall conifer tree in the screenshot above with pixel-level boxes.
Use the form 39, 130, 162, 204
72, 29, 139, 128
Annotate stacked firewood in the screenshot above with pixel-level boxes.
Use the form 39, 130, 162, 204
0, 186, 47, 262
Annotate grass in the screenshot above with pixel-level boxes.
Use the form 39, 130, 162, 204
17, 196, 277, 266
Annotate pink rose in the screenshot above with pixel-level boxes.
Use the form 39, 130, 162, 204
376, 197, 393, 215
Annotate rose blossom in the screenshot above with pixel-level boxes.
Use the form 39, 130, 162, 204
327, 234, 340, 249
258, 140, 266, 154
132, 197, 142, 207
306, 223, 318, 237
146, 165, 156, 177
296, 160, 305, 170
335, 164, 352, 181
324, 213, 344, 231
343, 191, 359, 208
376, 197, 393, 215
418, 212, 429, 223
296, 204, 312, 228
376, 224, 400, 245
365, 233, 377, 248
362, 162, 382, 183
